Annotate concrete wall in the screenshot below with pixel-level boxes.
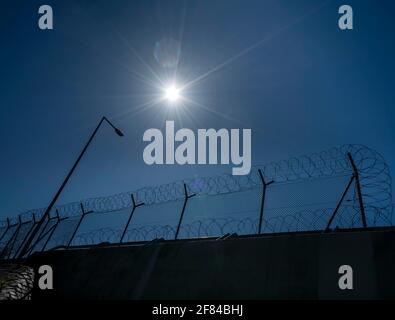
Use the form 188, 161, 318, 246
27, 228, 395, 299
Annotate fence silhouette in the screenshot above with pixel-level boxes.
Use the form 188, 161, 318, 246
0, 144, 392, 259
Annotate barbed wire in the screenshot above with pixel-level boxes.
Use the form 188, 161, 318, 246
7, 144, 392, 223
0, 144, 392, 257
70, 205, 389, 246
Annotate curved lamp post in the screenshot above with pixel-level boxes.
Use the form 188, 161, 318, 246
18, 116, 124, 258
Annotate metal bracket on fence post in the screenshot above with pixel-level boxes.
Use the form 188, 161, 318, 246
120, 194, 145, 244
347, 152, 367, 228
325, 175, 355, 232
258, 169, 274, 234
67, 203, 93, 248
175, 183, 196, 240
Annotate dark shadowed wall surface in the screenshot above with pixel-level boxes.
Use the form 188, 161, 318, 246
27, 227, 395, 299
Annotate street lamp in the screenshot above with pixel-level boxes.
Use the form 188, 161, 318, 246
18, 116, 124, 258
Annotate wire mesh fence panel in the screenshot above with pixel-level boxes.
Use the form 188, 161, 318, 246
0, 223, 7, 239
330, 205, 363, 229
180, 187, 262, 238
0, 145, 392, 258
20, 219, 48, 256
72, 208, 131, 245
366, 206, 392, 226
2, 221, 35, 259
261, 174, 354, 233
28, 219, 58, 254
124, 199, 184, 241
43, 216, 81, 249
0, 229, 9, 252
0, 224, 19, 255
73, 200, 185, 245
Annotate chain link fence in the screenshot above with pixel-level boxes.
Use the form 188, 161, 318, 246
0, 144, 392, 258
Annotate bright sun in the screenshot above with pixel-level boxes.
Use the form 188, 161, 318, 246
164, 85, 181, 103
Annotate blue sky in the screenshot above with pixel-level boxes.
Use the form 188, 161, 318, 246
0, 0, 394, 218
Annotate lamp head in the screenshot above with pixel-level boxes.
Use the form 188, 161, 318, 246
114, 128, 124, 137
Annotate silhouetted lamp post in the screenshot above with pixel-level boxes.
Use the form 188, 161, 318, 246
18, 116, 124, 258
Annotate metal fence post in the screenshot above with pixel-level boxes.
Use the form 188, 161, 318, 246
120, 194, 144, 243
67, 203, 93, 248
347, 152, 367, 228
325, 175, 355, 232
175, 183, 196, 240
257, 169, 274, 234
